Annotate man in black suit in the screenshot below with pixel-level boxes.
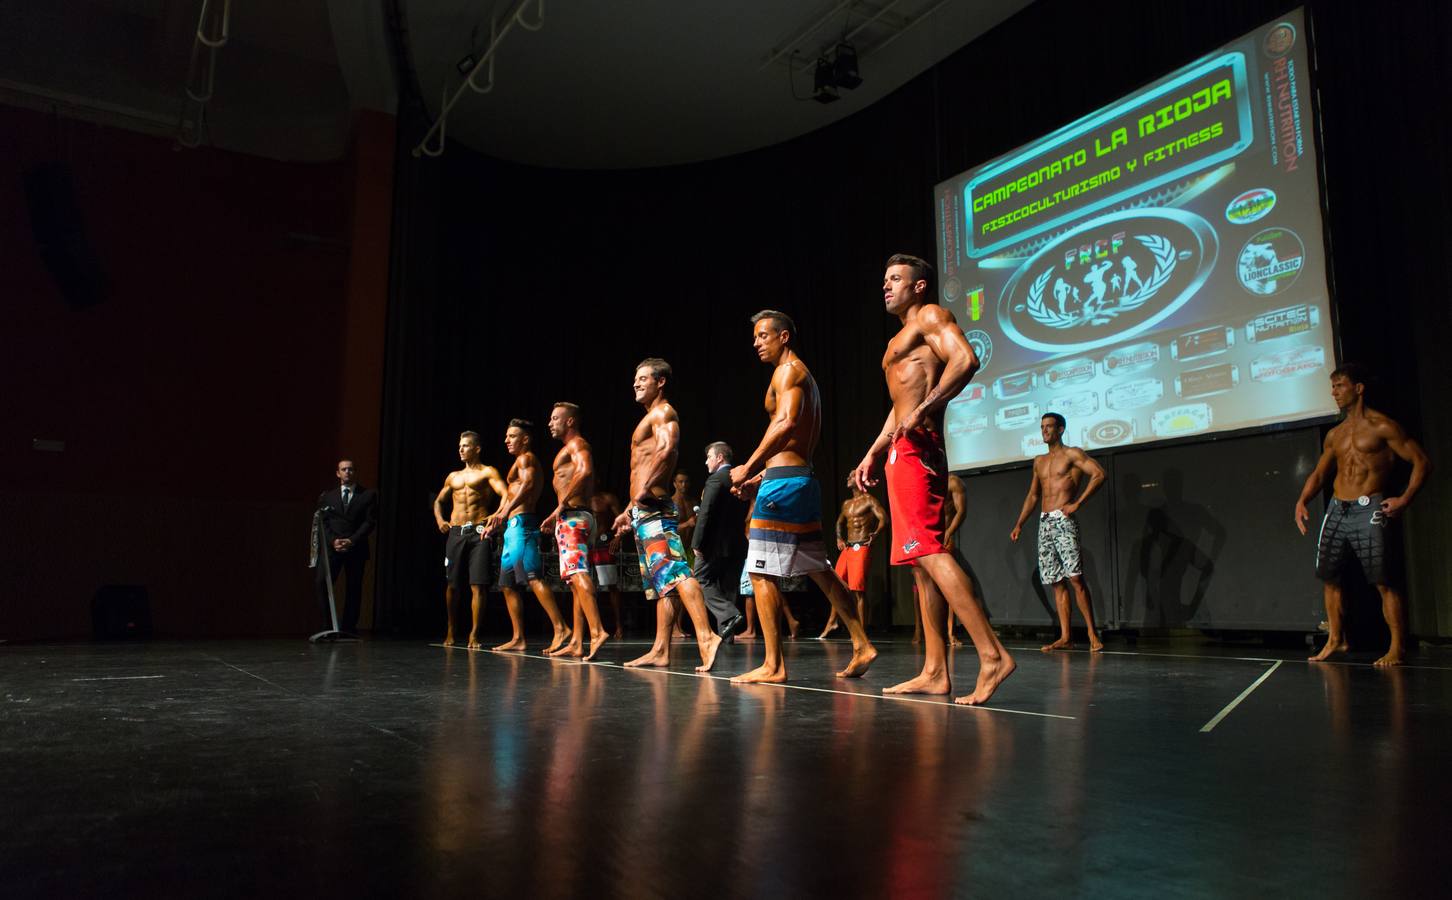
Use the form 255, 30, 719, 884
692, 442, 748, 641
316, 459, 378, 633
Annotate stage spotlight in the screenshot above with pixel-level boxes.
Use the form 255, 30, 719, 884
832, 43, 862, 89
813, 57, 840, 104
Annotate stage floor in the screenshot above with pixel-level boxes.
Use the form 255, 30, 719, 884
2, 635, 1448, 898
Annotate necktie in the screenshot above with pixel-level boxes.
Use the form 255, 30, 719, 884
342, 487, 351, 510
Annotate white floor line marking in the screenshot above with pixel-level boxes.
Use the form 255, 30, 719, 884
430, 644, 1073, 720
71, 675, 167, 681
1001, 644, 1452, 671
1200, 660, 1283, 733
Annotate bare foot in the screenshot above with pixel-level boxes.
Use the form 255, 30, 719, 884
442, 633, 455, 648
1373, 650, 1404, 668
1308, 639, 1348, 662
883, 668, 949, 695
624, 648, 671, 668
817, 622, 840, 640
911, 634, 922, 646
695, 633, 723, 673
584, 630, 610, 662
672, 629, 687, 640
955, 655, 1017, 706
551, 640, 584, 659
731, 662, 786, 684
836, 645, 878, 678
1040, 638, 1072, 652
786, 619, 800, 640
950, 635, 964, 647
492, 636, 526, 652
545, 629, 572, 655
612, 628, 624, 640
1088, 638, 1105, 652
738, 630, 757, 640
467, 636, 482, 650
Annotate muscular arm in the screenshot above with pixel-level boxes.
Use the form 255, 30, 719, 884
910, 306, 981, 420
552, 444, 595, 518
1382, 420, 1432, 515
486, 468, 509, 512
432, 480, 452, 531
835, 507, 848, 548
740, 367, 806, 479
1294, 435, 1337, 534
1063, 451, 1106, 514
944, 479, 966, 548
1010, 466, 1041, 541
868, 496, 887, 538
493, 460, 540, 523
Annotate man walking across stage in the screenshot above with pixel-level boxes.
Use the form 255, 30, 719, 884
485, 419, 572, 653
432, 432, 508, 648
609, 358, 723, 671
315, 459, 378, 634
1295, 363, 1431, 667
730, 310, 877, 683
820, 477, 886, 639
852, 254, 1014, 705
692, 441, 749, 641
1009, 413, 1106, 652
541, 402, 611, 660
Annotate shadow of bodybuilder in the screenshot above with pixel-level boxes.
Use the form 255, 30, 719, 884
1124, 469, 1226, 628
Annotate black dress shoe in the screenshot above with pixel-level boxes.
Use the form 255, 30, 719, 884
718, 614, 745, 643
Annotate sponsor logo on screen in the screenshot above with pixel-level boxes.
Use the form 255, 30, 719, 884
1250, 345, 1325, 382
965, 329, 993, 369
996, 403, 1041, 430
1237, 226, 1304, 295
998, 209, 1218, 352
948, 383, 988, 408
1246, 304, 1320, 343
1106, 378, 1164, 411
1225, 188, 1276, 224
1047, 391, 1100, 419
1151, 403, 1213, 437
947, 414, 990, 437
1264, 22, 1296, 57
1083, 418, 1136, 448
1101, 342, 1160, 376
1044, 357, 1096, 389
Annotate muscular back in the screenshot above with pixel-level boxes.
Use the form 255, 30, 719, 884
1327, 410, 1401, 497
882, 305, 975, 428
552, 436, 594, 508
505, 452, 546, 513
764, 358, 822, 467
629, 403, 680, 501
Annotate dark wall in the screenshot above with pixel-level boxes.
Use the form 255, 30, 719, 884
378, 0, 1452, 634
0, 107, 354, 639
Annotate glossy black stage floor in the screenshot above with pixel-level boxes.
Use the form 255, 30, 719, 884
2, 636, 1448, 898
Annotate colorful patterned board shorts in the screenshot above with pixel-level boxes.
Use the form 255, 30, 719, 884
555, 508, 596, 581
631, 498, 693, 600
745, 466, 830, 578
1037, 510, 1082, 585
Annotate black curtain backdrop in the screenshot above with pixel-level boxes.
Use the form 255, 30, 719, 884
375, 0, 1452, 635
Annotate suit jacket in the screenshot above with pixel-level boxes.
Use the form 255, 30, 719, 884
317, 484, 379, 560
692, 465, 747, 561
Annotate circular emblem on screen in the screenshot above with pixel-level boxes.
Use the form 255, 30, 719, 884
964, 329, 993, 370
1225, 188, 1277, 225
1237, 226, 1305, 296
997, 209, 1219, 353
1264, 22, 1296, 57
1088, 419, 1134, 446
942, 276, 962, 303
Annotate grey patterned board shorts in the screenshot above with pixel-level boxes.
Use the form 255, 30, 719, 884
1315, 494, 1398, 585
1037, 511, 1082, 585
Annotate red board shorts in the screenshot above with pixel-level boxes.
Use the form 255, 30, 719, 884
834, 542, 871, 592
884, 427, 948, 566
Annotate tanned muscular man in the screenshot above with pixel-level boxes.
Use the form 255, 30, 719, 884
484, 419, 572, 653
1010, 413, 1106, 653
540, 402, 611, 660
730, 309, 877, 683
852, 253, 1014, 706
1295, 363, 1431, 667
609, 358, 723, 672
820, 477, 886, 639
432, 431, 508, 649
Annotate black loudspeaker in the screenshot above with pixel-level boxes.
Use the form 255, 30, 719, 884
92, 585, 152, 640
23, 162, 107, 309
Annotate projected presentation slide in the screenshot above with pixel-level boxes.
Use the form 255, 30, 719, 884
934, 8, 1336, 471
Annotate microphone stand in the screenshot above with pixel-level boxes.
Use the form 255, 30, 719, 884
310, 507, 358, 643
